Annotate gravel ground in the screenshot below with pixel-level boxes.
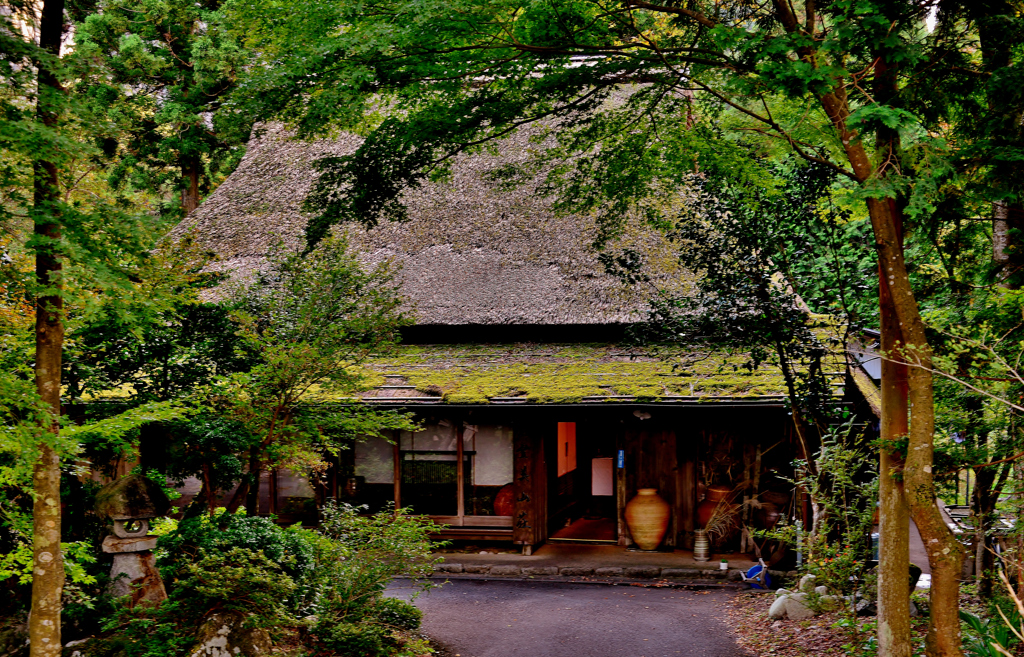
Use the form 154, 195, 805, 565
388, 579, 750, 657
725, 590, 933, 656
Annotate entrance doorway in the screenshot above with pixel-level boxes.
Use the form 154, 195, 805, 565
548, 422, 618, 544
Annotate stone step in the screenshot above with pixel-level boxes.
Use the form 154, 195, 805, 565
430, 562, 743, 582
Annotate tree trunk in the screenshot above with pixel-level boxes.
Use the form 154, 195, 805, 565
30, 1, 67, 656
877, 203, 911, 657
225, 478, 247, 514
810, 33, 965, 647
862, 192, 965, 657
202, 461, 216, 516
868, 48, 914, 657
245, 449, 261, 515
883, 217, 963, 656
972, 464, 995, 597
181, 157, 200, 214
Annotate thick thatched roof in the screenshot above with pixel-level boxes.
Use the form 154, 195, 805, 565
171, 123, 688, 325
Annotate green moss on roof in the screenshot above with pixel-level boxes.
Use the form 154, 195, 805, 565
355, 343, 815, 404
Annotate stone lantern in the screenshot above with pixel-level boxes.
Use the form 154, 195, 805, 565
94, 474, 172, 606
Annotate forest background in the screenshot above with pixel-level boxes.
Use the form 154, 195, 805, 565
2, 1, 1024, 657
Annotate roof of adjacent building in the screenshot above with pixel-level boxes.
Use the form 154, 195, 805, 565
171, 123, 689, 326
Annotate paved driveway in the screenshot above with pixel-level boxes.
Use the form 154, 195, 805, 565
387, 579, 749, 657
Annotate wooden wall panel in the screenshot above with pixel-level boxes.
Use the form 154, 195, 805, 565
676, 419, 702, 549
619, 426, 679, 549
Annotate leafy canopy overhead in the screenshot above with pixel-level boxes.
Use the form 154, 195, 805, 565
225, 0, 973, 248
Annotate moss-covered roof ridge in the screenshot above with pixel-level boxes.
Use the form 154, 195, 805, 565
353, 342, 847, 405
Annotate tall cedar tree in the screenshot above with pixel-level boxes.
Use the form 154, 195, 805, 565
3, 0, 184, 650
76, 0, 249, 218
31, 1, 67, 654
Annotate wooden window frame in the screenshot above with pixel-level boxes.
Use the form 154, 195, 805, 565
393, 425, 513, 528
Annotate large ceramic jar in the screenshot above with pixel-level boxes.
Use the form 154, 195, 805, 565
757, 491, 789, 529
625, 488, 670, 551
697, 485, 732, 528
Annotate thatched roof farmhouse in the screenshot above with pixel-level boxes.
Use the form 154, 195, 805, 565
173, 123, 833, 556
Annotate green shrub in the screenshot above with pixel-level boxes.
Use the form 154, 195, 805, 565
312, 620, 392, 657
108, 547, 296, 657
370, 597, 422, 631
304, 502, 441, 620
102, 504, 438, 657
156, 510, 315, 584
961, 609, 1015, 657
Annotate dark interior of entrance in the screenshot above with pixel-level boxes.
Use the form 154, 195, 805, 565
548, 422, 617, 543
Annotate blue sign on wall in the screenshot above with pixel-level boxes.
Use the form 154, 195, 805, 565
617, 449, 624, 469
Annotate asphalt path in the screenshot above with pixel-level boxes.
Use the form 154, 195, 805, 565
386, 579, 750, 657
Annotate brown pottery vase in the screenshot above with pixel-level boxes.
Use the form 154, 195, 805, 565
696, 485, 733, 528
757, 491, 789, 529
493, 484, 515, 516
625, 488, 670, 550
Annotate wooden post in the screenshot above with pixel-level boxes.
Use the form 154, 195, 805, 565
513, 423, 546, 552
617, 429, 632, 547
456, 422, 465, 520
534, 427, 548, 546
656, 429, 678, 548
680, 458, 696, 549
393, 441, 401, 510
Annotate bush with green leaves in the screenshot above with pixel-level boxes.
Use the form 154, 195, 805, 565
311, 620, 394, 657
297, 502, 440, 656
109, 547, 297, 657
99, 504, 440, 657
307, 597, 423, 656
300, 502, 441, 622
960, 609, 1016, 657
370, 596, 423, 631
793, 425, 878, 598
156, 510, 315, 585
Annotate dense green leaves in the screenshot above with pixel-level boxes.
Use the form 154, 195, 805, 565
213, 237, 416, 486
75, 0, 251, 218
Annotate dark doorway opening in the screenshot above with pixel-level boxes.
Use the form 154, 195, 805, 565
548, 422, 618, 544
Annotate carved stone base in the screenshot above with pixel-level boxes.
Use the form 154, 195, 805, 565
108, 550, 167, 606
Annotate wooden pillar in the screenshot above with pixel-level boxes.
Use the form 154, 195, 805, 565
393, 441, 401, 510
676, 418, 701, 550
456, 423, 465, 519
679, 458, 696, 549
618, 428, 636, 547
534, 428, 548, 546
513, 423, 547, 552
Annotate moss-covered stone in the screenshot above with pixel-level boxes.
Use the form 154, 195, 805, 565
94, 474, 171, 520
